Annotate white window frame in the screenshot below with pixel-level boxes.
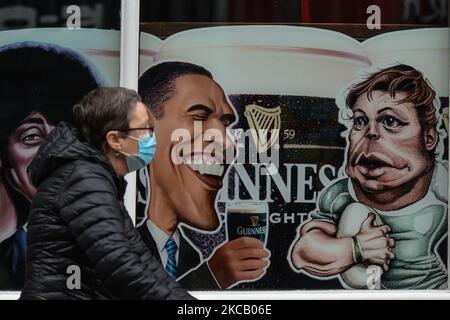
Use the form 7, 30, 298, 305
1, 0, 449, 300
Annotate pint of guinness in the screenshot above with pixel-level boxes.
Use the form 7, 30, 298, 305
226, 201, 269, 246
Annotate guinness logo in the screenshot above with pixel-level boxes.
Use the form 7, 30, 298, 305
244, 104, 281, 153
250, 215, 259, 227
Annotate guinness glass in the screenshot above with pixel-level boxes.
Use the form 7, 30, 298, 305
226, 201, 269, 246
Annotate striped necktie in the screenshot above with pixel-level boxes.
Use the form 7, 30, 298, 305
165, 238, 177, 278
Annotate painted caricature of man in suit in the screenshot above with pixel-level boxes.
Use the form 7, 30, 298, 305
137, 62, 270, 289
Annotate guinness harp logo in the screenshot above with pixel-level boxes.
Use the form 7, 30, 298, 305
244, 104, 281, 153
250, 215, 259, 227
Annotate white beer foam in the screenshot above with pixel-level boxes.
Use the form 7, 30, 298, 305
154, 25, 370, 98
362, 28, 449, 97
227, 201, 268, 214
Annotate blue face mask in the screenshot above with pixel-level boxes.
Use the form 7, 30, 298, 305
121, 133, 156, 172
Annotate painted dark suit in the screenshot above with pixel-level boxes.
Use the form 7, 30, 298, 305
137, 219, 220, 289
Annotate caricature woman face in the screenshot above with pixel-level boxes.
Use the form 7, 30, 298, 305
6, 112, 54, 201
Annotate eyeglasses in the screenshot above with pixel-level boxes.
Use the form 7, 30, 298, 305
119, 127, 154, 136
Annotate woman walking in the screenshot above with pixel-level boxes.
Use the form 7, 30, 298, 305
20, 87, 193, 300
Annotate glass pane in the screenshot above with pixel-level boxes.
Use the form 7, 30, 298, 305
0, 0, 121, 291
138, 0, 448, 292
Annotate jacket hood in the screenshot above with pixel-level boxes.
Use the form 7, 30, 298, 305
28, 122, 113, 186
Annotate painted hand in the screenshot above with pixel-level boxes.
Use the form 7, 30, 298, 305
207, 237, 270, 289
356, 213, 395, 272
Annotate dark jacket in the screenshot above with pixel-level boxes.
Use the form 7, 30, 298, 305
137, 220, 220, 290
20, 122, 193, 300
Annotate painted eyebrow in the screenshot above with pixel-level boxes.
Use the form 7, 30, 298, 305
220, 114, 236, 124
376, 107, 394, 115
187, 104, 213, 114
17, 117, 46, 127
353, 108, 367, 115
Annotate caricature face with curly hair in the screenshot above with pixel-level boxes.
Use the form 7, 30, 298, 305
346, 91, 437, 194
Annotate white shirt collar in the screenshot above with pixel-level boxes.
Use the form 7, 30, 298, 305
146, 218, 180, 253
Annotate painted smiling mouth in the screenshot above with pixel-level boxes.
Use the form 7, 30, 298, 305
183, 154, 225, 189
